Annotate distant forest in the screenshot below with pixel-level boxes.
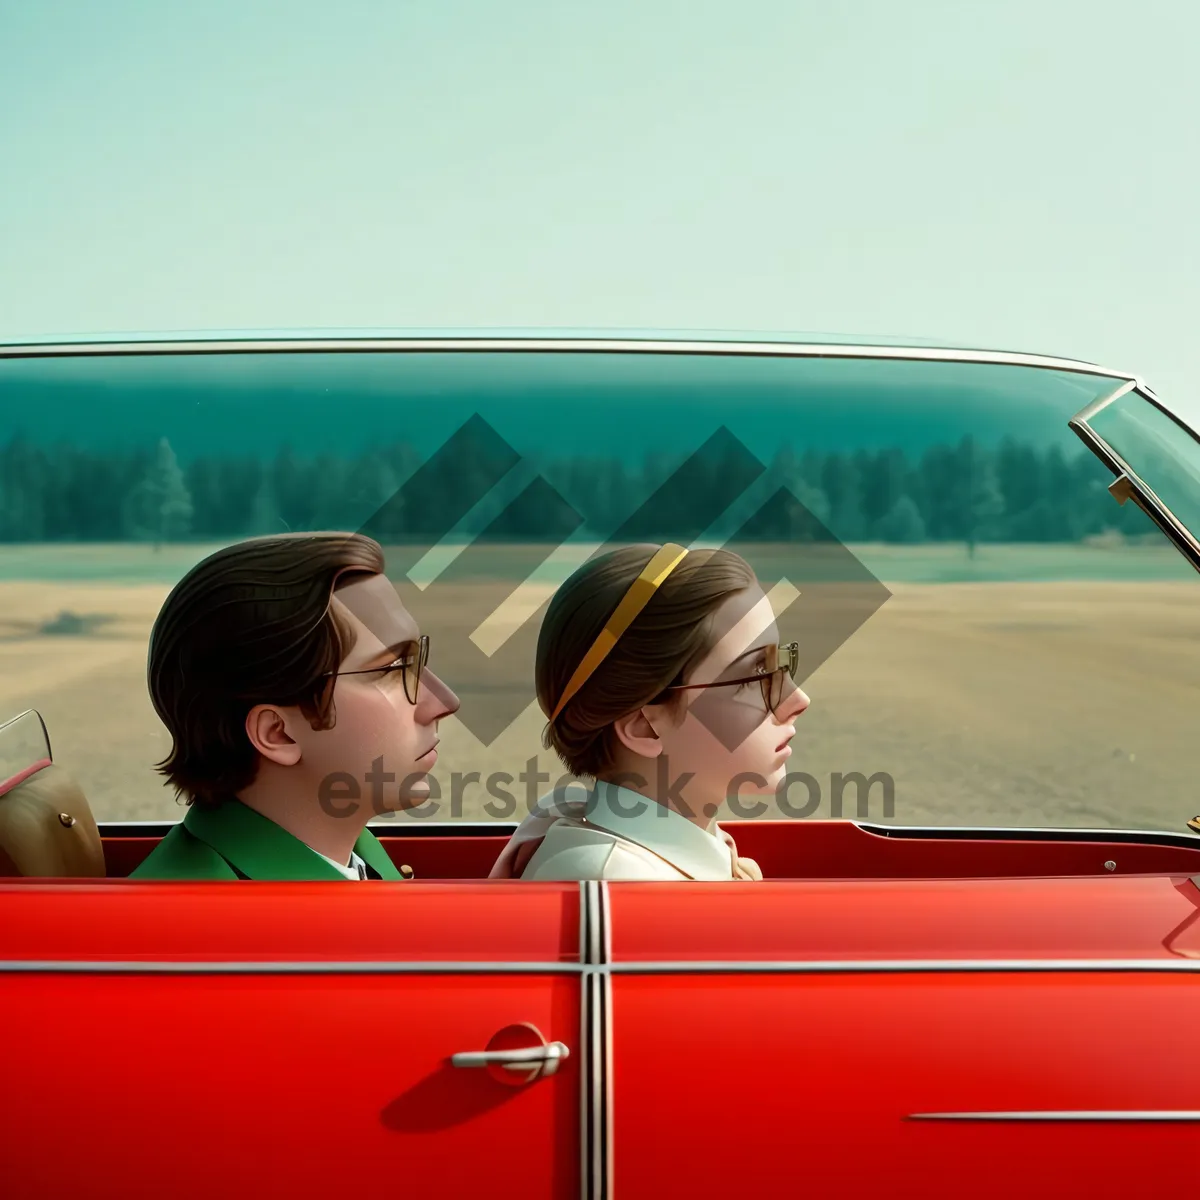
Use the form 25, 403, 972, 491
0, 433, 1151, 546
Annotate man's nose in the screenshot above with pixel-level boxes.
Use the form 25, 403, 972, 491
418, 669, 460, 720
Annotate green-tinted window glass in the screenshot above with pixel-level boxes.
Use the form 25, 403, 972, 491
0, 348, 1190, 830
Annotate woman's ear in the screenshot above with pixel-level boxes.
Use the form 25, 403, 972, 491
610, 706, 666, 759
245, 704, 303, 767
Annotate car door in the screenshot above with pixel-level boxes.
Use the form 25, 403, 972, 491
606, 879, 1200, 1198
0, 879, 582, 1199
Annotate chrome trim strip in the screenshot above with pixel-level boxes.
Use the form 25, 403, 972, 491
582, 881, 601, 968
0, 959, 583, 975
856, 820, 1200, 849
585, 880, 611, 967
600, 883, 613, 1200
581, 883, 596, 1200
601, 958, 1200, 974
908, 1111, 1200, 1122
0, 336, 1137, 380
1071, 378, 1140, 424
580, 889, 596, 968
579, 882, 613, 1200
102, 816, 1194, 839
1132, 383, 1200, 442
5, 956, 1198, 976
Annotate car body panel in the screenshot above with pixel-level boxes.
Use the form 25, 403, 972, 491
611, 972, 1200, 1196
0, 880, 580, 962
4, 971, 580, 1196
11, 869, 1200, 1198
606, 875, 1200, 963
0, 881, 582, 1198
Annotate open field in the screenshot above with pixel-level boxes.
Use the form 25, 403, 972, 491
0, 539, 1192, 584
2, 548, 1199, 832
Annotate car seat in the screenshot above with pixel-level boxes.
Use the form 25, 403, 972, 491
0, 709, 104, 877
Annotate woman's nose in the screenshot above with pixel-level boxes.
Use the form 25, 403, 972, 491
779, 681, 810, 720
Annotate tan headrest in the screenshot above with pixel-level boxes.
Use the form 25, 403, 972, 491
0, 709, 104, 878
0, 762, 105, 878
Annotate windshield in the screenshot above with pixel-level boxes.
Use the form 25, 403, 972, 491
1071, 385, 1200, 571
1, 347, 1192, 832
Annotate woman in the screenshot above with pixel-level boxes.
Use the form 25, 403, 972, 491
491, 542, 810, 880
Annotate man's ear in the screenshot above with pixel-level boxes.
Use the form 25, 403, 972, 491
610, 707, 666, 759
245, 704, 303, 767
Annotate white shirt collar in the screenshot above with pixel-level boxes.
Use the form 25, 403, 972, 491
576, 779, 735, 879
311, 847, 369, 880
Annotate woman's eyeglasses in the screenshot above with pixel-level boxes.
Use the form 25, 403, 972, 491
660, 641, 799, 715
326, 634, 430, 705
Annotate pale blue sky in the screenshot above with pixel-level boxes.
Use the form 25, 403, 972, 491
1, 1, 1196, 400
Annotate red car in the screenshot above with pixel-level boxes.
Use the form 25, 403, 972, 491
2, 333, 1199, 1198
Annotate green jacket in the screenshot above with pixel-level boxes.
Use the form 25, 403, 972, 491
130, 799, 405, 881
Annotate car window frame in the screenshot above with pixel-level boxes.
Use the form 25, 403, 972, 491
1069, 380, 1200, 577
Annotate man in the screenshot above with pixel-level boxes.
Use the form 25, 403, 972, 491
132, 532, 459, 880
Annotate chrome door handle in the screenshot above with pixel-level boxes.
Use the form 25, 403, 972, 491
450, 1022, 570, 1084
451, 1042, 570, 1075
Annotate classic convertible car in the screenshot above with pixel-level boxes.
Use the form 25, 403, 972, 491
2, 332, 1200, 1198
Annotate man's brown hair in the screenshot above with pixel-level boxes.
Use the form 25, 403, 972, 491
148, 532, 386, 806
538, 544, 757, 777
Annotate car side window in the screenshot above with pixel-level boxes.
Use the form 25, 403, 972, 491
0, 347, 1190, 834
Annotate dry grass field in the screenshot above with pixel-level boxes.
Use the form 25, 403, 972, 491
2, 549, 1199, 833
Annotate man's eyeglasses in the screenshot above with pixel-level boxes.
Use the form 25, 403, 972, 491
660, 641, 799, 715
326, 634, 429, 705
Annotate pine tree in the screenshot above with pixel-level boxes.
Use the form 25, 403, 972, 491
249, 472, 284, 534
1069, 450, 1110, 540
822, 453, 867, 542
183, 457, 221, 538
353, 454, 400, 537
123, 437, 193, 551
878, 494, 927, 543
0, 435, 47, 542
1041, 446, 1076, 540
271, 445, 308, 531
960, 438, 1003, 558
868, 448, 910, 540
309, 454, 352, 531
766, 444, 830, 539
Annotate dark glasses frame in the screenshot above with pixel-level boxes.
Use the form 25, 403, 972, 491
660, 641, 799, 714
325, 634, 429, 705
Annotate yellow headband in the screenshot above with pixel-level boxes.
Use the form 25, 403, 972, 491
549, 543, 689, 723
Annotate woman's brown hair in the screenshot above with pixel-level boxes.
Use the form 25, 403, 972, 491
538, 544, 757, 778
148, 532, 386, 806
